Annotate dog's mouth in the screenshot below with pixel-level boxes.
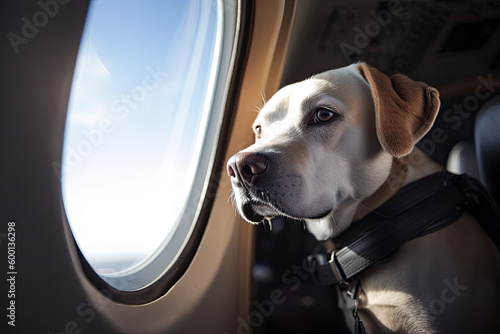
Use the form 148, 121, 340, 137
241, 200, 266, 223
237, 188, 333, 224
307, 208, 333, 220
238, 191, 280, 224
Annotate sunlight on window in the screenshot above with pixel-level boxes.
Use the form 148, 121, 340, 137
62, 0, 221, 289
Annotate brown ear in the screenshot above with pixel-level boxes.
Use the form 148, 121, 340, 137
358, 63, 440, 158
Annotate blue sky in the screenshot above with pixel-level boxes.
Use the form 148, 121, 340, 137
62, 0, 219, 275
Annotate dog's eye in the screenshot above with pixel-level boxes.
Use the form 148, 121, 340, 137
254, 125, 262, 137
311, 108, 336, 124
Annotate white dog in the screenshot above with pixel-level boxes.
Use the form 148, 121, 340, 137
227, 63, 500, 333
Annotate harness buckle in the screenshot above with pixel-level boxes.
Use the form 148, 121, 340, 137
307, 252, 347, 286
329, 252, 347, 285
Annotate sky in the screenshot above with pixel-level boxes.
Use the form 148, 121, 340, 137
61, 0, 219, 277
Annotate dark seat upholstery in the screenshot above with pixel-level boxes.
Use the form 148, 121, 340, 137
447, 94, 500, 207
475, 95, 500, 206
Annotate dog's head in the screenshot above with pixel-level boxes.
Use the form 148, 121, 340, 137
227, 63, 440, 240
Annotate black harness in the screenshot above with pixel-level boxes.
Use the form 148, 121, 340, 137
307, 172, 500, 333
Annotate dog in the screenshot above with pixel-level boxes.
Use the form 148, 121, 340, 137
226, 63, 500, 333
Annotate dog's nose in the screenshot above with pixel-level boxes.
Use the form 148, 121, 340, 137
227, 152, 268, 186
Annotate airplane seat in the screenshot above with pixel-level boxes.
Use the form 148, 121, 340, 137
447, 141, 481, 180
447, 94, 500, 207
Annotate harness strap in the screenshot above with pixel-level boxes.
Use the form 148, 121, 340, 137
308, 172, 500, 286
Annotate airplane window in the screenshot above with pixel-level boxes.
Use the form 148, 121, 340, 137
61, 0, 223, 291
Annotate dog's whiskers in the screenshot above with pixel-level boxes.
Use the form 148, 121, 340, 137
354, 198, 391, 218
251, 91, 267, 113
260, 90, 267, 108
332, 214, 341, 236
227, 191, 236, 206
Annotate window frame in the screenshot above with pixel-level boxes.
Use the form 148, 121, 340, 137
66, 0, 254, 304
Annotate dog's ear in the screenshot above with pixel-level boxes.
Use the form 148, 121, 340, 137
358, 63, 440, 158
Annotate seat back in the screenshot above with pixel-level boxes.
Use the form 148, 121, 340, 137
475, 94, 500, 206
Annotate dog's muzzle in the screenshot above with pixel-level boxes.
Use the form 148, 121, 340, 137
227, 152, 271, 223
227, 151, 334, 223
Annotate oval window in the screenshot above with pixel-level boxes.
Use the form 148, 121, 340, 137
61, 0, 225, 291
